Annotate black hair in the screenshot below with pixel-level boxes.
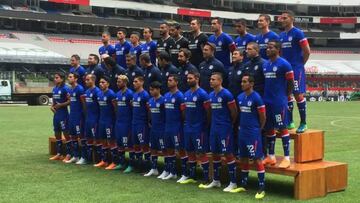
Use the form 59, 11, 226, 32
150, 81, 162, 89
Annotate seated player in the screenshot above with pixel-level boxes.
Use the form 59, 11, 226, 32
49, 72, 71, 161
64, 73, 85, 164
94, 76, 117, 169
180, 71, 211, 185
230, 74, 266, 199
145, 81, 165, 177
202, 72, 238, 191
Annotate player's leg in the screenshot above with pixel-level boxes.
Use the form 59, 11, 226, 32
180, 132, 197, 184
76, 118, 87, 164
65, 120, 81, 163
144, 131, 160, 176
287, 95, 295, 129
126, 124, 140, 173
199, 128, 216, 188
123, 125, 134, 173
162, 131, 177, 180
105, 125, 117, 170
222, 128, 237, 192
263, 105, 277, 165
81, 121, 97, 164
141, 126, 151, 172
277, 105, 291, 168
295, 68, 307, 133
59, 117, 71, 162
94, 122, 107, 167
176, 129, 188, 182
157, 135, 170, 179
50, 115, 64, 160
255, 158, 266, 199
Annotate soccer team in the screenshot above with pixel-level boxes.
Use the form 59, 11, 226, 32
49, 10, 310, 199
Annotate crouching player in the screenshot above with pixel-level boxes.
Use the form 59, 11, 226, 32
94, 76, 117, 168
145, 81, 165, 177
49, 72, 71, 161
230, 73, 266, 199
64, 73, 85, 164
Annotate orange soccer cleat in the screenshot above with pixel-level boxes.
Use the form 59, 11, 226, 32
262, 156, 277, 166
278, 158, 291, 168
62, 154, 71, 163
93, 160, 108, 168
49, 154, 63, 161
105, 162, 117, 170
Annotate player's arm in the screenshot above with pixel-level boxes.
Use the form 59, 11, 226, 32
54, 93, 70, 110
286, 70, 295, 97
112, 98, 118, 113
146, 103, 152, 127
300, 39, 310, 64
80, 94, 87, 114
257, 104, 266, 129
228, 100, 238, 125
203, 100, 211, 128
180, 102, 186, 122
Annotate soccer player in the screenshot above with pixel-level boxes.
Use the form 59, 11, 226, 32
188, 18, 208, 68
99, 31, 116, 58
114, 75, 134, 172
262, 40, 294, 169
69, 54, 86, 87
141, 27, 157, 65
131, 76, 151, 172
125, 54, 144, 91
231, 73, 266, 199
64, 73, 85, 164
255, 14, 279, 60
159, 74, 186, 180
145, 81, 165, 177
78, 74, 101, 165
199, 42, 227, 93
208, 17, 236, 69
85, 54, 104, 86
233, 19, 256, 63
178, 48, 197, 92
157, 22, 175, 55
129, 31, 142, 67
115, 29, 131, 69
202, 72, 238, 191
169, 23, 189, 67
228, 49, 245, 97
93, 76, 117, 169
279, 10, 311, 133
49, 72, 71, 161
102, 55, 126, 92
180, 71, 211, 185
157, 51, 180, 94
140, 53, 162, 92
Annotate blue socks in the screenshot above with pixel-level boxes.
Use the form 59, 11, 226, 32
297, 99, 307, 124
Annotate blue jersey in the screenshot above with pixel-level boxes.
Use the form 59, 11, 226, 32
184, 87, 210, 133
237, 91, 265, 135
97, 89, 116, 124
164, 90, 185, 130
84, 87, 101, 122
130, 44, 142, 67
279, 27, 308, 67
234, 33, 256, 62
255, 31, 279, 60
69, 84, 84, 120
52, 84, 70, 116
209, 88, 235, 126
263, 57, 293, 106
148, 96, 165, 133
208, 32, 235, 69
115, 40, 131, 68
132, 90, 150, 126
69, 66, 86, 87
115, 88, 133, 123
141, 41, 157, 65
99, 44, 116, 56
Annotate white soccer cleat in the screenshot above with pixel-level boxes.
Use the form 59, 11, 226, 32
162, 173, 177, 180
176, 175, 189, 183
75, 157, 87, 165
144, 169, 159, 177
223, 182, 237, 192
203, 180, 221, 189
157, 171, 169, 179
64, 157, 78, 164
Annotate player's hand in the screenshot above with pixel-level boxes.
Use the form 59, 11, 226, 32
54, 103, 61, 109
50, 106, 56, 113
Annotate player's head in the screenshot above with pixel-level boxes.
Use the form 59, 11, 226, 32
130, 31, 140, 44
190, 18, 201, 33
266, 40, 281, 58
133, 75, 144, 91
258, 14, 271, 29
246, 42, 260, 58
167, 74, 179, 89
70, 54, 80, 67
99, 76, 110, 91
103, 55, 117, 68
149, 81, 162, 97
159, 22, 169, 37
280, 10, 295, 28
88, 54, 99, 66
211, 17, 223, 33
157, 51, 171, 68
126, 54, 137, 67
67, 72, 79, 85
210, 72, 223, 89
232, 49, 244, 63
117, 28, 127, 41
140, 53, 151, 67
143, 27, 153, 40
85, 74, 96, 88
241, 73, 255, 92
233, 18, 247, 35
203, 42, 216, 59
169, 23, 181, 38
187, 70, 200, 88
178, 48, 191, 65
54, 72, 66, 86
101, 31, 111, 44
117, 74, 129, 90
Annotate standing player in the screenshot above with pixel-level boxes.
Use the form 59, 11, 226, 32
201, 72, 238, 191
69, 54, 86, 87
49, 72, 70, 161
208, 17, 236, 70
93, 76, 117, 169
231, 74, 266, 199
64, 73, 85, 164
262, 40, 294, 168
188, 18, 208, 68
157, 51, 180, 94
279, 10, 311, 133
233, 19, 256, 63
169, 23, 189, 67
180, 71, 211, 185
228, 49, 245, 97
99, 31, 116, 58
255, 14, 279, 60
157, 23, 175, 55
144, 81, 165, 177
140, 53, 162, 92
129, 32, 142, 67
85, 54, 104, 86
125, 54, 144, 91
115, 29, 131, 69
141, 27, 157, 65
178, 48, 197, 92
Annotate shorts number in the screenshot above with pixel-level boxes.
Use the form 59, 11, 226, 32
275, 114, 283, 125
106, 128, 111, 138
91, 128, 96, 137
196, 139, 201, 148
137, 133, 143, 143
174, 136, 179, 146
60, 121, 66, 130
294, 80, 299, 91
76, 125, 80, 134
221, 139, 226, 148
246, 144, 255, 158
122, 137, 128, 145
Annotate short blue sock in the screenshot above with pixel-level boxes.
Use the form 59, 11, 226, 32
80, 139, 87, 159
201, 162, 209, 182
267, 136, 276, 155
189, 161, 197, 179
258, 171, 265, 191
297, 100, 307, 124
55, 139, 62, 155
110, 147, 118, 163
288, 100, 294, 123
72, 140, 79, 158
86, 144, 93, 162
213, 161, 221, 181
181, 157, 188, 176
65, 141, 72, 156
240, 170, 249, 186
228, 162, 236, 183
151, 155, 158, 169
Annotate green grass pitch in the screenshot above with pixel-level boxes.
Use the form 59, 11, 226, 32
0, 102, 359, 203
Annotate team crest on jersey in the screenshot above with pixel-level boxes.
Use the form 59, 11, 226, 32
58, 90, 61, 94
104, 96, 107, 101
209, 65, 214, 70
90, 93, 93, 97
255, 65, 259, 70
193, 96, 197, 101
73, 93, 76, 96
137, 97, 141, 102
185, 70, 188, 75
237, 70, 242, 75
156, 103, 160, 108
273, 66, 278, 72
195, 39, 198, 44
122, 96, 126, 101
265, 38, 269, 43
218, 41, 222, 46
247, 101, 252, 106
171, 98, 176, 103
217, 97, 222, 102
132, 72, 135, 76
147, 46, 150, 50
229, 72, 232, 75
148, 73, 152, 78
164, 43, 167, 47
242, 41, 246, 45
91, 71, 95, 74
134, 51, 137, 54
200, 66, 204, 70
288, 36, 293, 41
166, 72, 169, 76
177, 44, 180, 49
122, 47, 124, 50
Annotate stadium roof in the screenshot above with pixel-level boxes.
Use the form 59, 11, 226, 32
306, 60, 360, 75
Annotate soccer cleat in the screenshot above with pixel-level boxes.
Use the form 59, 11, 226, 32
62, 154, 71, 163
64, 157, 79, 164
113, 164, 123, 170
262, 156, 277, 166
144, 169, 159, 177
49, 154, 63, 161
202, 180, 221, 189
105, 162, 117, 170
123, 166, 133, 173
223, 182, 237, 192
157, 171, 169, 179
255, 190, 266, 199
278, 158, 291, 168
176, 175, 189, 183
287, 122, 295, 130
230, 187, 247, 193
198, 182, 210, 189
75, 158, 87, 165
162, 173, 177, 180
180, 178, 197, 184
296, 123, 308, 133
93, 160, 108, 168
